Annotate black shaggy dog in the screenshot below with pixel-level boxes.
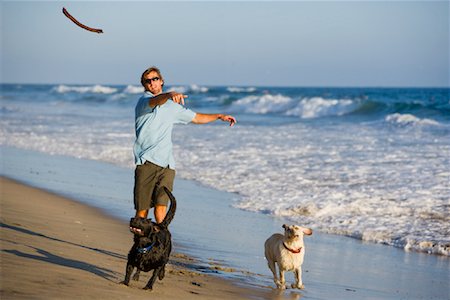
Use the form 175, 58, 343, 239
123, 187, 176, 290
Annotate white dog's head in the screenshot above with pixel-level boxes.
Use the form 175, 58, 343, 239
282, 224, 313, 241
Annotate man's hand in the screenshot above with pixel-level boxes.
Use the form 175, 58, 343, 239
219, 115, 236, 127
170, 92, 188, 105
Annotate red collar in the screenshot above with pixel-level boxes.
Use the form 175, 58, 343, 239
283, 242, 302, 254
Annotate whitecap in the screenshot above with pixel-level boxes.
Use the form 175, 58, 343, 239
229, 95, 358, 118
91, 85, 118, 94
230, 94, 293, 114
385, 113, 440, 126
189, 84, 209, 93
53, 84, 118, 94
286, 97, 358, 119
123, 85, 144, 94
227, 87, 257, 93
167, 86, 187, 94
167, 85, 208, 94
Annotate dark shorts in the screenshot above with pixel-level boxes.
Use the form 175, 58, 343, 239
134, 161, 175, 211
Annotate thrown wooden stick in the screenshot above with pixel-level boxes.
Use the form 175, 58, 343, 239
62, 7, 103, 34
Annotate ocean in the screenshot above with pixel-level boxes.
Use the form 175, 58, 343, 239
1, 83, 449, 256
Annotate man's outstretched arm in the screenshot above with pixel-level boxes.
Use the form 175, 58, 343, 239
192, 113, 236, 126
148, 92, 187, 107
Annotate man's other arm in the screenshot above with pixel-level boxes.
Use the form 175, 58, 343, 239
192, 113, 236, 126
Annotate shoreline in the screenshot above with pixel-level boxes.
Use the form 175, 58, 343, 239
0, 177, 270, 299
1, 146, 449, 299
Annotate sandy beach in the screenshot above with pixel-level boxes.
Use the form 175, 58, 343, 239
0, 177, 269, 299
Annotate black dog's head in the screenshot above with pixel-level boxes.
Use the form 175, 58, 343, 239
129, 188, 176, 240
130, 217, 157, 237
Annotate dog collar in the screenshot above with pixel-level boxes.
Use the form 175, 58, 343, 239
138, 242, 155, 254
283, 242, 302, 254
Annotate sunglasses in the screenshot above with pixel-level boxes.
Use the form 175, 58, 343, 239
144, 77, 160, 84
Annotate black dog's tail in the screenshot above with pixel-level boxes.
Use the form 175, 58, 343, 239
159, 187, 177, 228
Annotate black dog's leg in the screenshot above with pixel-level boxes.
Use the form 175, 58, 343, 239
158, 265, 165, 280
123, 263, 134, 286
132, 269, 140, 281
143, 266, 162, 290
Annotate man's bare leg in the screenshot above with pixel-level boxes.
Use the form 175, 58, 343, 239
154, 205, 167, 224
135, 209, 148, 218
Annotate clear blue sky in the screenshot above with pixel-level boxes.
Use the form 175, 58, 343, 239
1, 1, 449, 87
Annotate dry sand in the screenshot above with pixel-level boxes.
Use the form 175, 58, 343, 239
0, 177, 270, 299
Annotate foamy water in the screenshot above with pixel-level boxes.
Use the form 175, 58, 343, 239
173, 122, 450, 256
230, 94, 359, 118
1, 84, 449, 256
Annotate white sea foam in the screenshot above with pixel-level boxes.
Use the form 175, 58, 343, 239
189, 84, 209, 93
53, 84, 118, 94
385, 113, 440, 126
168, 84, 209, 94
171, 123, 450, 256
286, 97, 358, 119
227, 87, 257, 93
230, 94, 293, 114
230, 95, 358, 118
123, 85, 144, 94
167, 86, 187, 94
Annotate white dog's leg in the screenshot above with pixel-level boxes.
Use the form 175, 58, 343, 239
291, 267, 304, 289
278, 267, 286, 289
267, 260, 279, 286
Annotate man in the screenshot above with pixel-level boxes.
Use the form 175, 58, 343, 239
130, 66, 236, 234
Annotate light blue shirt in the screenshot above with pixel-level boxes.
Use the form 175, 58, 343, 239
134, 91, 196, 169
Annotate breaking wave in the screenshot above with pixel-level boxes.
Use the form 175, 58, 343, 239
385, 113, 440, 126
230, 95, 359, 119
53, 84, 118, 94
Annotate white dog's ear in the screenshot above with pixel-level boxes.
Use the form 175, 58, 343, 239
282, 224, 287, 229
302, 227, 313, 235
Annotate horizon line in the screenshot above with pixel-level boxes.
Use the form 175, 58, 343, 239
1, 82, 449, 89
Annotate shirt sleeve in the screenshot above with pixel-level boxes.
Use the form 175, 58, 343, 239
135, 93, 158, 118
171, 102, 196, 124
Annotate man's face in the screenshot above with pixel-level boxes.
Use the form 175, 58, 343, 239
144, 71, 164, 95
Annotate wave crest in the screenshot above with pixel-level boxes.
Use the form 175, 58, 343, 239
227, 87, 257, 93
385, 113, 440, 126
168, 84, 209, 94
287, 97, 358, 119
122, 85, 144, 94
53, 84, 118, 94
230, 95, 359, 118
231, 94, 292, 114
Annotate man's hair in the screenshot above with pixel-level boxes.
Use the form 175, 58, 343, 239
140, 66, 164, 89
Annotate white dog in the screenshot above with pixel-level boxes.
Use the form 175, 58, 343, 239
264, 224, 313, 289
